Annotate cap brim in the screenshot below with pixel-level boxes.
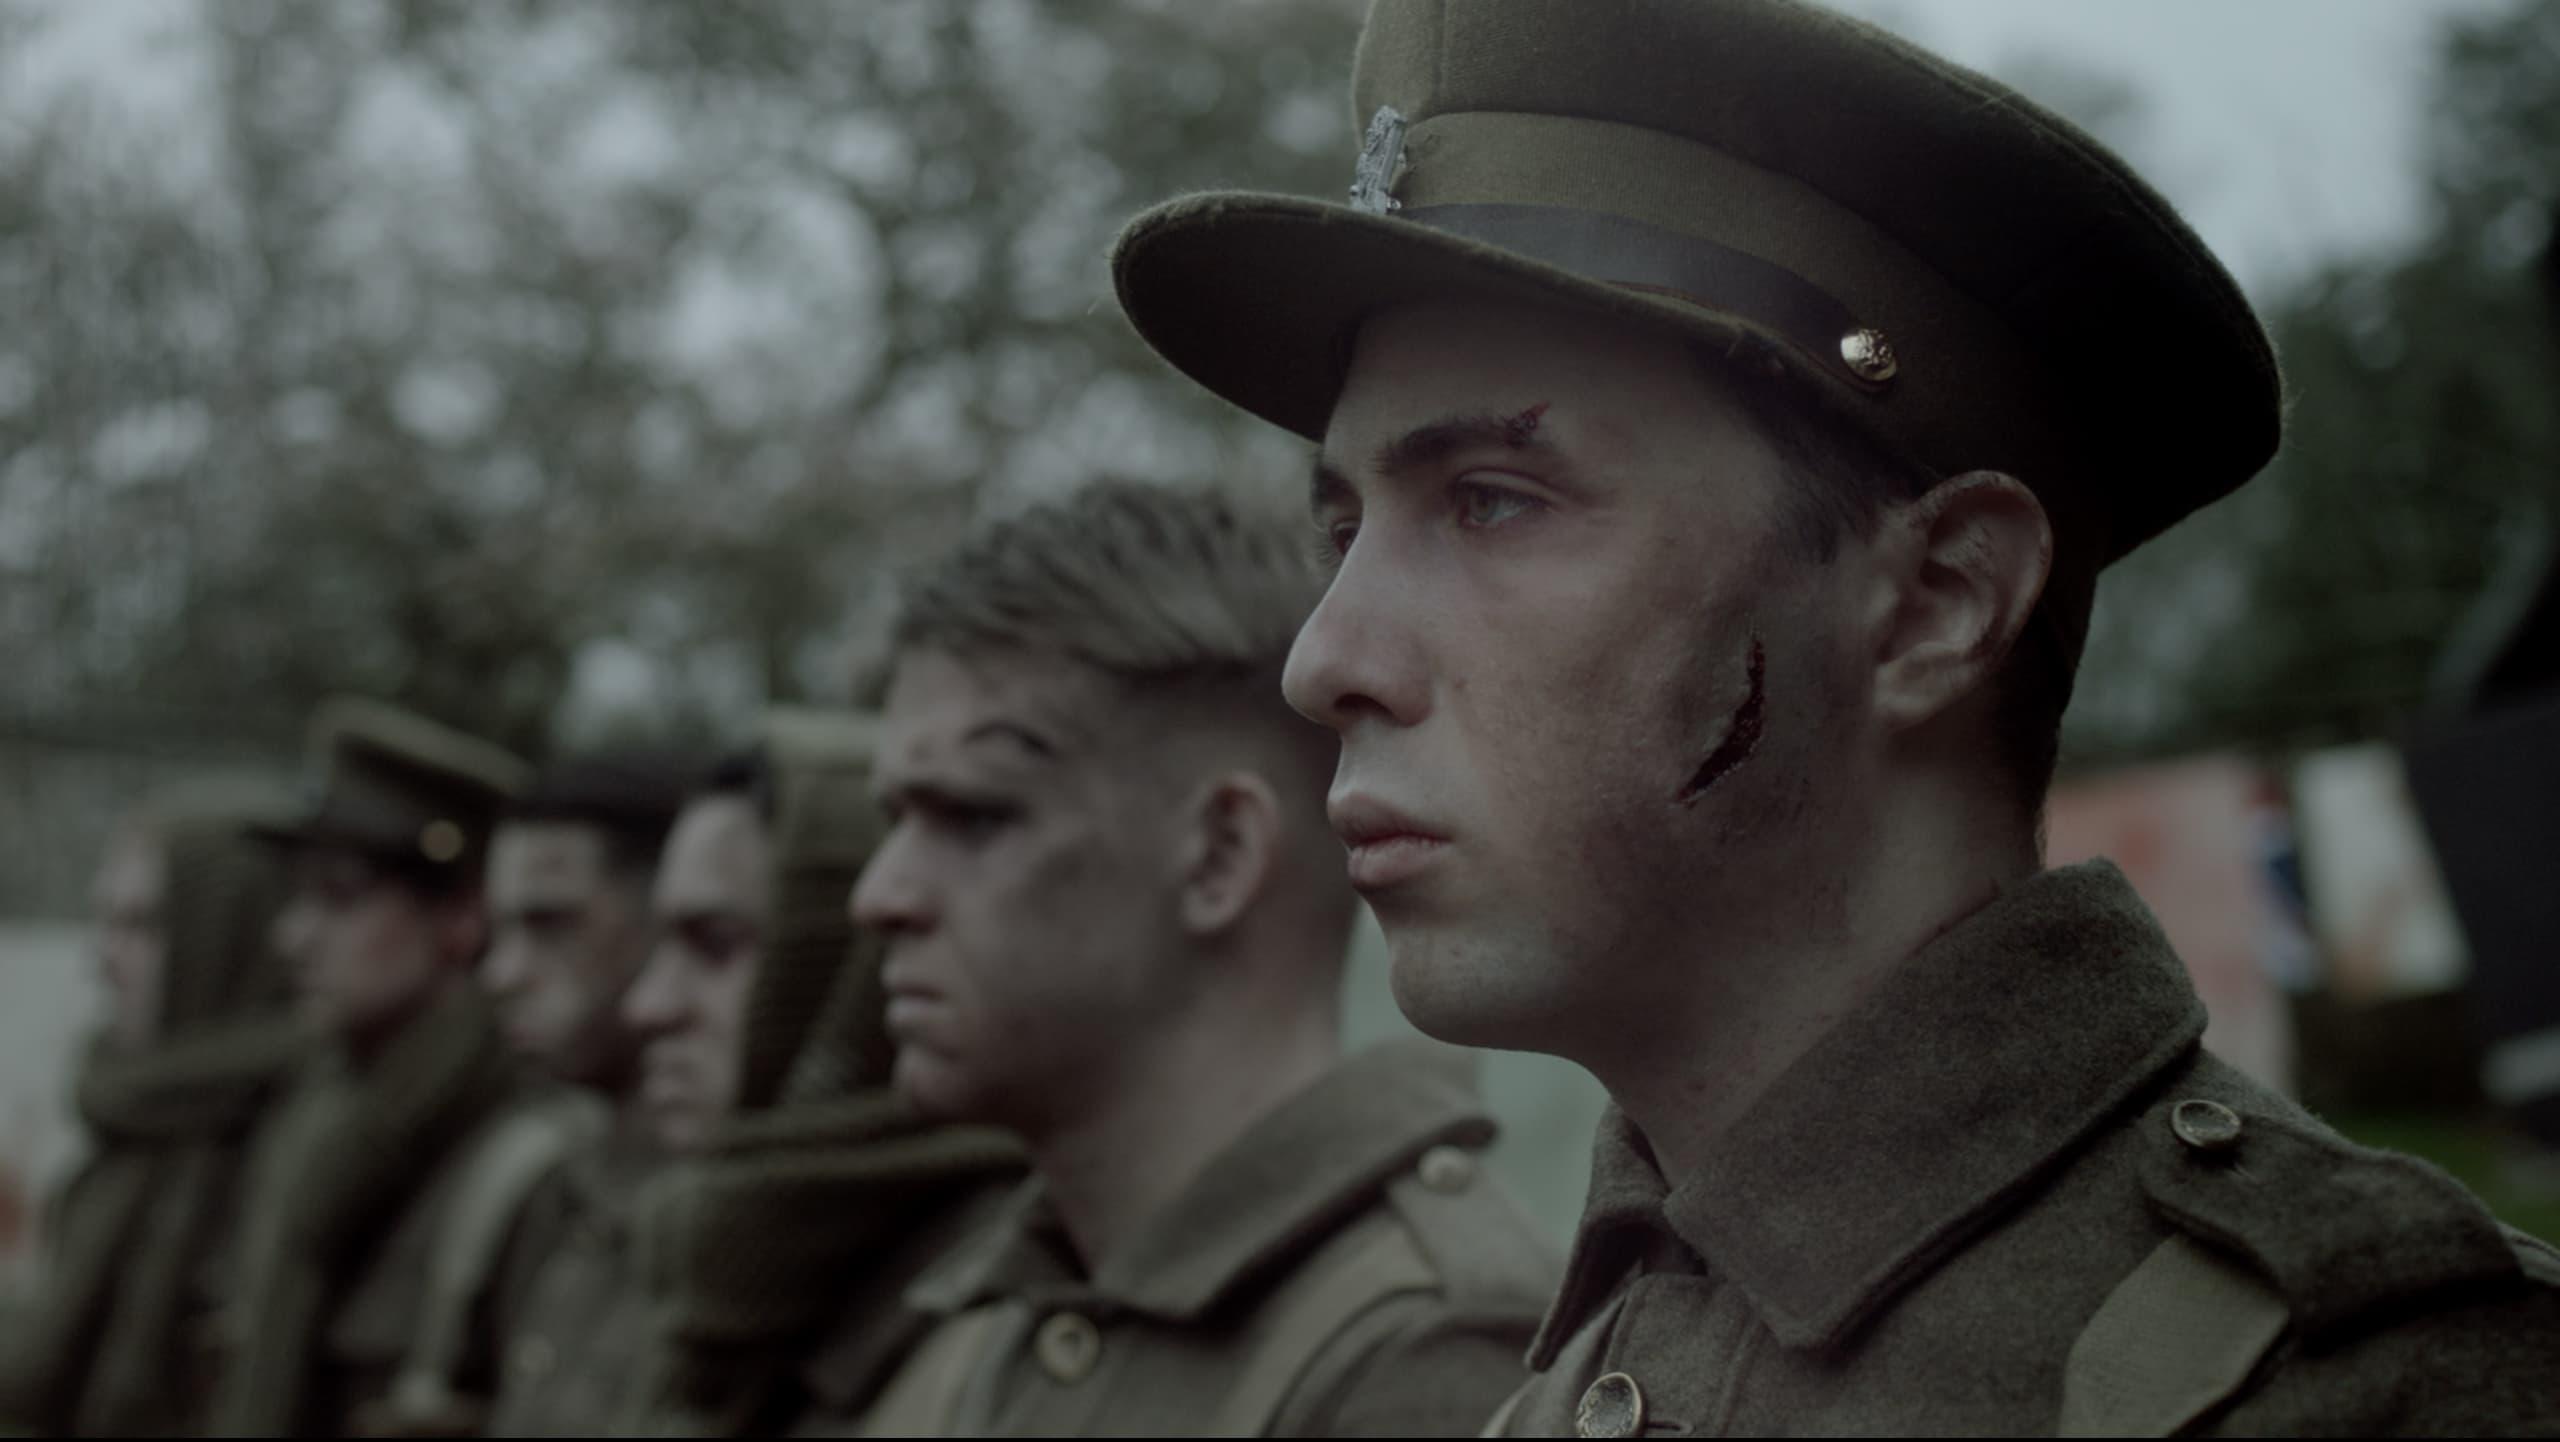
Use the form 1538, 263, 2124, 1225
1113, 187, 2108, 681
243, 801, 442, 864
1113, 191, 1805, 444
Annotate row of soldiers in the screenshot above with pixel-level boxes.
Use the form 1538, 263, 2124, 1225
1, 480, 1552, 1438
14, 0, 2560, 1433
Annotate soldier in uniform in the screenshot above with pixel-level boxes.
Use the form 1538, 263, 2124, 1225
845, 483, 1555, 1437
1109, 0, 2560, 1433
617, 714, 1021, 1436
0, 783, 308, 1436
476, 756, 696, 1435
208, 698, 578, 1437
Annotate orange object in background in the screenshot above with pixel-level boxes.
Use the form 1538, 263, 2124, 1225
2046, 755, 2303, 1095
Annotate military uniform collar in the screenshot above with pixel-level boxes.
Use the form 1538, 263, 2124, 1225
909, 1039, 1495, 1323
1534, 860, 2207, 1363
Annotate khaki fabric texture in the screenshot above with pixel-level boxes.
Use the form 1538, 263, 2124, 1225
207, 986, 550, 1438
0, 802, 306, 1437
1495, 861, 2560, 1437
481, 1128, 663, 1437
627, 1096, 1024, 1437
734, 710, 886, 1115
858, 1040, 1556, 1438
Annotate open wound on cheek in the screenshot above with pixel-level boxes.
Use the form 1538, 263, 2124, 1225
1677, 638, 1766, 805
1500, 402, 1549, 447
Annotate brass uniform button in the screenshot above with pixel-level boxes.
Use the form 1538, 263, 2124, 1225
1034, 1311, 1102, 1384
511, 1334, 558, 1381
1839, 326, 1899, 383
2171, 1098, 2244, 1154
1575, 1371, 1646, 1438
418, 818, 467, 863
1417, 1143, 1477, 1194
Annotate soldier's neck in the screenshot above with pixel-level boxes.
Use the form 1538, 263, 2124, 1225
1030, 981, 1341, 1274
1604, 760, 2038, 1187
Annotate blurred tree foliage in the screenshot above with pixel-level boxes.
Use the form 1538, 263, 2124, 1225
0, 0, 1357, 752
2064, 0, 2560, 766
4, 0, 2558, 767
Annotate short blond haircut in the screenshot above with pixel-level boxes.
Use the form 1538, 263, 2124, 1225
890, 481, 1324, 699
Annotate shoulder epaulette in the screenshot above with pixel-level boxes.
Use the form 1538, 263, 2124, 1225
2133, 1086, 2522, 1341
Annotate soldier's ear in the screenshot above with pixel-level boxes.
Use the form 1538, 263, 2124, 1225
1175, 771, 1284, 938
1866, 471, 2052, 733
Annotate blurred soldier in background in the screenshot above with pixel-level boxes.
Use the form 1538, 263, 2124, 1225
483, 755, 694, 1102
0, 783, 309, 1436
847, 484, 1554, 1437
208, 699, 578, 1438
618, 712, 1020, 1436
1112, 0, 2560, 1431
476, 755, 695, 1435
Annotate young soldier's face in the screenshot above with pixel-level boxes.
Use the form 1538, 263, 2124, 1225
854, 648, 1187, 1137
625, 796, 768, 1150
90, 826, 167, 1050
273, 848, 470, 1044
483, 822, 651, 1086
1288, 301, 1873, 1064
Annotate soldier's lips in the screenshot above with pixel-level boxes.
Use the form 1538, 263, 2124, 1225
637, 1048, 702, 1107
1331, 793, 1450, 892
880, 964, 948, 1040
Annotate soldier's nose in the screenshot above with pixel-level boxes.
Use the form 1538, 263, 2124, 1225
1283, 556, 1423, 732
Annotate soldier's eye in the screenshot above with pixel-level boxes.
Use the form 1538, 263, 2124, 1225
926, 795, 1020, 845
1316, 516, 1359, 563
1454, 481, 1540, 530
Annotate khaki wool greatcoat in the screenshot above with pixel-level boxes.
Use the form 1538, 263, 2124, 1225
479, 1127, 659, 1437
855, 1040, 1557, 1438
1494, 861, 2560, 1437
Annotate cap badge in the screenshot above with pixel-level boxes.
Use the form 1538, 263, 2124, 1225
1840, 327, 1899, 384
418, 819, 466, 864
1347, 105, 1407, 216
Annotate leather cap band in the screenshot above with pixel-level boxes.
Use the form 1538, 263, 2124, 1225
1402, 202, 1886, 391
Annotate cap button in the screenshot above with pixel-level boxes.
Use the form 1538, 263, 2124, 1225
1034, 1311, 1102, 1384
2170, 1098, 2245, 1154
1575, 1371, 1646, 1438
1417, 1143, 1477, 1194
1839, 326, 1898, 383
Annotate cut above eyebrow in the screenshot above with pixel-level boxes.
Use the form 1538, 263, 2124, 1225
1376, 410, 1564, 476
1309, 410, 1568, 515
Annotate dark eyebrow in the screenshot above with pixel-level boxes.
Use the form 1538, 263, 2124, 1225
1377, 412, 1561, 476
1309, 412, 1565, 518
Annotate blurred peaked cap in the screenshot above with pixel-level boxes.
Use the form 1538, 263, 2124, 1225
138, 774, 303, 837
1111, 0, 2285, 662
253, 696, 532, 872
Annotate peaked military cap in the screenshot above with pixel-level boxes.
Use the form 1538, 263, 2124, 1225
1112, 0, 2284, 658
255, 696, 531, 873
